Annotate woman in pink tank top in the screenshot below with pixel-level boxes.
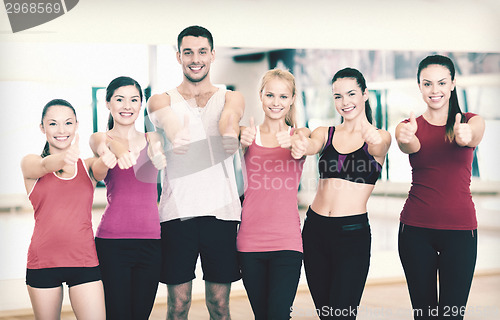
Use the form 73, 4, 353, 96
21, 99, 110, 320
237, 68, 310, 320
89, 76, 166, 320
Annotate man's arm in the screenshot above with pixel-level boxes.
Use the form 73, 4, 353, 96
219, 91, 245, 137
147, 93, 179, 143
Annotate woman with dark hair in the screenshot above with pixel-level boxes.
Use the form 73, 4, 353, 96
90, 76, 166, 320
396, 55, 485, 319
21, 99, 108, 319
292, 67, 391, 319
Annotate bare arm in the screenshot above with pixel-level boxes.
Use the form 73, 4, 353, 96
455, 114, 485, 148
219, 91, 245, 137
147, 93, 179, 142
305, 126, 328, 155
21, 153, 67, 180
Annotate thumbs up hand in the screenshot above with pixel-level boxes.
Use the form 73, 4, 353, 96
240, 117, 256, 148
454, 113, 472, 146
117, 146, 138, 170
222, 114, 239, 155
398, 112, 418, 144
291, 131, 309, 159
64, 133, 80, 166
276, 122, 292, 149
361, 121, 383, 145
173, 114, 191, 154
100, 146, 117, 169
148, 140, 167, 170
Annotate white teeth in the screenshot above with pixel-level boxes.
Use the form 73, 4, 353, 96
342, 106, 355, 112
190, 66, 202, 71
120, 112, 133, 116
430, 96, 442, 101
54, 136, 68, 141
270, 107, 283, 112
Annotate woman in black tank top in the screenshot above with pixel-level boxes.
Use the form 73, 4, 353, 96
291, 68, 391, 319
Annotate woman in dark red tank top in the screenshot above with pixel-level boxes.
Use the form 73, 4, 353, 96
21, 99, 110, 320
396, 55, 485, 319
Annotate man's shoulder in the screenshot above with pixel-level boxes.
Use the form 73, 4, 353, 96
147, 92, 171, 113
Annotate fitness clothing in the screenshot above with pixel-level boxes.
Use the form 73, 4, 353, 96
399, 224, 476, 320
96, 142, 160, 239
318, 126, 382, 185
157, 88, 241, 222
27, 158, 98, 269
160, 217, 241, 285
237, 126, 304, 253
400, 113, 477, 230
95, 238, 161, 320
96, 140, 161, 320
303, 207, 371, 320
26, 266, 101, 289
238, 250, 303, 320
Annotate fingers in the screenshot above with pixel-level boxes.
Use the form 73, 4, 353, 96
101, 149, 117, 169
291, 131, 308, 159
117, 151, 138, 170
398, 112, 418, 144
249, 117, 255, 130
455, 113, 462, 127
409, 112, 417, 126
149, 141, 166, 170
276, 122, 291, 149
240, 123, 256, 148
64, 133, 80, 165
362, 122, 383, 145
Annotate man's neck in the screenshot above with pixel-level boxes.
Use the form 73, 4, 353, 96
177, 77, 217, 98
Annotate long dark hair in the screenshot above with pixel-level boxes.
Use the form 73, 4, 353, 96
417, 55, 462, 141
106, 76, 143, 130
331, 67, 373, 124
40, 99, 77, 158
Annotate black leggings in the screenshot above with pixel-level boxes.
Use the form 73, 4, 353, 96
95, 238, 161, 320
238, 250, 303, 320
398, 223, 477, 320
302, 207, 371, 320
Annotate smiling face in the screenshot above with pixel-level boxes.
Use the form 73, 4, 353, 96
332, 77, 368, 121
40, 105, 78, 153
418, 64, 455, 111
107, 85, 142, 127
260, 77, 295, 122
177, 35, 214, 83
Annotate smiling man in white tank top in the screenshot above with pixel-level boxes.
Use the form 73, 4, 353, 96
147, 25, 245, 320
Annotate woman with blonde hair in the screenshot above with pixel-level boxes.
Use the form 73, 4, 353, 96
237, 68, 309, 320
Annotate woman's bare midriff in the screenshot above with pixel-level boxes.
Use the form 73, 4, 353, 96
310, 178, 374, 217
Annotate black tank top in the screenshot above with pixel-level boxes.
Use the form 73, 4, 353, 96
318, 126, 382, 185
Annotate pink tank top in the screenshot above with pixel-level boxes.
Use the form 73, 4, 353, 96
237, 129, 305, 253
96, 143, 160, 239
27, 159, 99, 269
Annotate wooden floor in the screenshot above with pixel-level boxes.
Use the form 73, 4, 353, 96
3, 273, 499, 320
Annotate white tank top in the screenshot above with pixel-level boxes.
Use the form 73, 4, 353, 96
157, 88, 241, 222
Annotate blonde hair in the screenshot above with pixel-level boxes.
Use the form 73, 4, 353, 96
259, 68, 297, 127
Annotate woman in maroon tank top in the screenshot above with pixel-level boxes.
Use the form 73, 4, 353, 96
21, 99, 109, 320
396, 55, 485, 319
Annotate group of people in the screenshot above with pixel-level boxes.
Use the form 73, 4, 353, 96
21, 25, 484, 320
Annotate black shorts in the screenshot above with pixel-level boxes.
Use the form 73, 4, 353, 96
160, 216, 241, 285
26, 266, 101, 289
